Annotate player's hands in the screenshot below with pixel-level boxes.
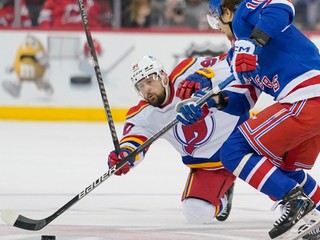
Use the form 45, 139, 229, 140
176, 68, 215, 100
231, 38, 261, 84
176, 98, 203, 125
192, 90, 217, 109
108, 149, 132, 176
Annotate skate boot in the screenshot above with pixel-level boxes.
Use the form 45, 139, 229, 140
216, 183, 235, 221
269, 186, 316, 239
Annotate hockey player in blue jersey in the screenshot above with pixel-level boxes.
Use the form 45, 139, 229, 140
176, 0, 320, 239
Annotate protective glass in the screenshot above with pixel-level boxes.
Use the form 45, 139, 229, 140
207, 13, 220, 30
207, 1, 223, 30
134, 73, 160, 93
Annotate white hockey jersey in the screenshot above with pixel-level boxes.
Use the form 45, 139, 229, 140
121, 56, 249, 170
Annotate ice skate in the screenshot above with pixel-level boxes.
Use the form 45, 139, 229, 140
269, 186, 316, 239
216, 183, 234, 221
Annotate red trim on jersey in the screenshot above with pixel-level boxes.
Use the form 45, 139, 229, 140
126, 100, 149, 119
286, 75, 320, 97
169, 58, 197, 85
219, 53, 227, 61
121, 134, 148, 145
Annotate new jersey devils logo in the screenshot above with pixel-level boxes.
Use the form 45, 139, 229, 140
174, 115, 215, 155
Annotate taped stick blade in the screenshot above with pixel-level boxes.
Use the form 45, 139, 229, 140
2, 209, 19, 225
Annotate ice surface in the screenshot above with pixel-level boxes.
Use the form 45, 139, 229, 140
0, 121, 319, 240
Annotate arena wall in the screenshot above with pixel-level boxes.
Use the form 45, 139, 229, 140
0, 29, 319, 122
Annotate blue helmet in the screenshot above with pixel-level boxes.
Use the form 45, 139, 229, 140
207, 0, 223, 29
208, 0, 223, 16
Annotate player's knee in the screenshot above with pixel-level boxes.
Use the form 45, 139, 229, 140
182, 198, 216, 224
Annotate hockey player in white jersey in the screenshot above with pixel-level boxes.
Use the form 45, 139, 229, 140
107, 55, 250, 224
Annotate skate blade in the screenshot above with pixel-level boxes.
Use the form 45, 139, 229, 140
275, 210, 320, 240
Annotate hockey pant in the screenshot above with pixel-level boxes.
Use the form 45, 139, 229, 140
221, 97, 320, 201
181, 168, 235, 223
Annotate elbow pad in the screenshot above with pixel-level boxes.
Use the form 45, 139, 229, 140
217, 91, 229, 110
250, 27, 271, 47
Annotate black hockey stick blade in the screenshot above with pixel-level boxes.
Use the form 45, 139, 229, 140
1, 75, 235, 231
2, 194, 79, 231
2, 209, 46, 231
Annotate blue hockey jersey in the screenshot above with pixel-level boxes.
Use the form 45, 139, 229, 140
228, 0, 320, 109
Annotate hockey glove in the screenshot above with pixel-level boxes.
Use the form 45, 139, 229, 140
108, 148, 133, 176
176, 67, 215, 100
192, 90, 217, 109
176, 97, 204, 126
231, 38, 261, 84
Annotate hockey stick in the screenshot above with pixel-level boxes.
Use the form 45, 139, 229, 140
77, 0, 120, 153
1, 75, 235, 231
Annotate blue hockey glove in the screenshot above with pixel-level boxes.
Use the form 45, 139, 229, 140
231, 38, 261, 84
176, 68, 215, 100
192, 90, 217, 109
176, 98, 204, 126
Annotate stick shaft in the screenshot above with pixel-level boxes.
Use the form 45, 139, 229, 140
78, 0, 120, 153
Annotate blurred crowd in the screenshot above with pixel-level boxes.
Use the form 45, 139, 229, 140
293, 0, 320, 31
0, 0, 319, 31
